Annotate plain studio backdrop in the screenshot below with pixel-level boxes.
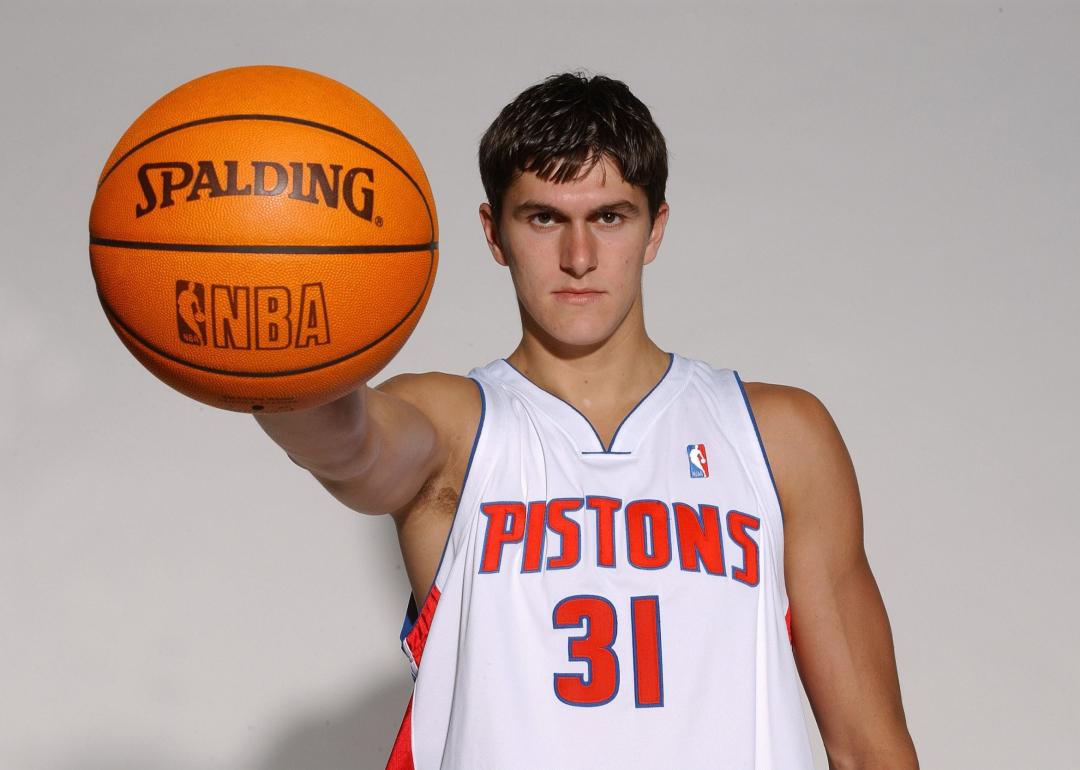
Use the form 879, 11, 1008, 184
2, 1, 1077, 768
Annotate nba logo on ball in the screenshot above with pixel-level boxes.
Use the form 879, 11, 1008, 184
175, 280, 207, 345
687, 444, 709, 478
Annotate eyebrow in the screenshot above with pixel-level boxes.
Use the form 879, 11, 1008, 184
511, 199, 642, 217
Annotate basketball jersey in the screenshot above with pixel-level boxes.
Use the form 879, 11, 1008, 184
387, 354, 815, 770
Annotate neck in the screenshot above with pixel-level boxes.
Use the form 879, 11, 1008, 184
506, 303, 669, 441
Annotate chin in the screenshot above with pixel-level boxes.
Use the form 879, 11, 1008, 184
520, 295, 634, 351
538, 316, 621, 351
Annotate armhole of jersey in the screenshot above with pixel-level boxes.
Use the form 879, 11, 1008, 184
733, 370, 796, 644
399, 377, 487, 642
733, 370, 786, 526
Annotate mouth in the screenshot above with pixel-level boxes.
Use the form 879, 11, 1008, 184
552, 289, 605, 305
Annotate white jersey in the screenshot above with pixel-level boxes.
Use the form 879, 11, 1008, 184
388, 354, 814, 770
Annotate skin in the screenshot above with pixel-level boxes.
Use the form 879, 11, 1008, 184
255, 156, 918, 769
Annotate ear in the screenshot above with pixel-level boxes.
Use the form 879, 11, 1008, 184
479, 203, 509, 266
642, 202, 670, 266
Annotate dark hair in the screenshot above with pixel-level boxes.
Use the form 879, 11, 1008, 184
479, 72, 668, 223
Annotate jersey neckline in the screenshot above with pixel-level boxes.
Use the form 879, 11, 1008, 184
492, 352, 689, 455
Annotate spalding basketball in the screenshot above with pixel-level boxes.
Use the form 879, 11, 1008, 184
89, 65, 437, 412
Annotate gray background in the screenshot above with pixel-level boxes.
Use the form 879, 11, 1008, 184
2, 1, 1077, 768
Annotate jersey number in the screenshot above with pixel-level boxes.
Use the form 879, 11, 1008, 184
552, 594, 664, 708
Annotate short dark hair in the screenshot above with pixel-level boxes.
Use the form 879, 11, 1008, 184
479, 72, 668, 223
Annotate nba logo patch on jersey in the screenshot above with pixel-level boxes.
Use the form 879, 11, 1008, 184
687, 443, 709, 478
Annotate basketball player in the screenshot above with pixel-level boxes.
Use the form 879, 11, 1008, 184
256, 74, 919, 769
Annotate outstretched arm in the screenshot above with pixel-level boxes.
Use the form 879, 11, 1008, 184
254, 373, 475, 517
746, 383, 919, 770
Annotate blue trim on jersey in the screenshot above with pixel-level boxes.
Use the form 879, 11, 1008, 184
500, 358, 607, 450
398, 377, 487, 642
399, 593, 419, 643
500, 353, 674, 454
733, 371, 786, 525
605, 352, 674, 451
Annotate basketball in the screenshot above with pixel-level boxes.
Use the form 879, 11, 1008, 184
89, 65, 437, 412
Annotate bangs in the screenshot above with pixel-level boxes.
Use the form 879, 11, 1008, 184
525, 151, 614, 186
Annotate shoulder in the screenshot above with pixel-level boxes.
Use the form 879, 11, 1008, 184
740, 380, 856, 510
377, 371, 480, 414
741, 380, 835, 438
376, 371, 483, 458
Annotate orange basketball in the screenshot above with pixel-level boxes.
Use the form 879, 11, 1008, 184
89, 65, 437, 412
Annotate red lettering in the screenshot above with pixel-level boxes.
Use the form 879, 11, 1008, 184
553, 595, 619, 706
586, 496, 620, 568
479, 502, 526, 574
546, 498, 583, 569
521, 501, 547, 573
626, 500, 671, 570
727, 510, 761, 586
630, 596, 664, 707
674, 503, 726, 575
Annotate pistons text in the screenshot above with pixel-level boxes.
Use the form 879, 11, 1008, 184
478, 496, 761, 587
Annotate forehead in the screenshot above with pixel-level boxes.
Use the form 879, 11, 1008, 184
504, 156, 648, 211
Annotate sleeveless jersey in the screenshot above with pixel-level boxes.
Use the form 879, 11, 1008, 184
387, 354, 815, 770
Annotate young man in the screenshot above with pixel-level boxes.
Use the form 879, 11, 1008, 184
256, 74, 919, 769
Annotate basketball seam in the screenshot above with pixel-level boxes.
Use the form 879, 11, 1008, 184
89, 237, 438, 255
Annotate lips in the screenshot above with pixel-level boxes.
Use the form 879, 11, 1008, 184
552, 289, 604, 304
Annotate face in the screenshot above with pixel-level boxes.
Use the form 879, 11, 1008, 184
479, 156, 669, 351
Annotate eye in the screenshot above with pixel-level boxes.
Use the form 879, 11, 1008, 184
530, 211, 556, 227
597, 211, 623, 225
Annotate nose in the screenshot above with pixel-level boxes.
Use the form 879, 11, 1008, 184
559, 221, 597, 279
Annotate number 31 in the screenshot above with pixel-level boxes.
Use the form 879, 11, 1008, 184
552, 594, 664, 708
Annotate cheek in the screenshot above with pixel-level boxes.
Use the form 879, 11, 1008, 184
504, 241, 560, 286
603, 255, 644, 292
504, 260, 553, 316
506, 257, 543, 291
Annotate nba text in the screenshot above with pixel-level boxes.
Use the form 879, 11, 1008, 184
478, 496, 761, 587
135, 160, 375, 220
175, 280, 330, 349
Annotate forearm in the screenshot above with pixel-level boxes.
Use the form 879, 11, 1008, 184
827, 740, 919, 770
253, 383, 442, 514
254, 386, 374, 480
796, 563, 919, 770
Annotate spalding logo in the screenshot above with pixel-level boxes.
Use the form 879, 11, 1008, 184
136, 160, 374, 220
175, 280, 330, 350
